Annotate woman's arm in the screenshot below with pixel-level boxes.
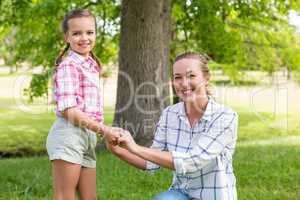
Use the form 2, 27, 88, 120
117, 111, 238, 174
106, 142, 147, 170
118, 131, 175, 170
133, 145, 174, 170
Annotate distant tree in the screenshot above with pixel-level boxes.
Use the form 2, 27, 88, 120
1, 0, 300, 93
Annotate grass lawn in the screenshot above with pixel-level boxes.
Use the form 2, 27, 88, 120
0, 145, 299, 200
0, 98, 114, 156
0, 97, 300, 199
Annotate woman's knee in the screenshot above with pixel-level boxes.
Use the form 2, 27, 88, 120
153, 190, 190, 200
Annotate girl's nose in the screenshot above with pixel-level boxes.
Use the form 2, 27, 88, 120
81, 33, 88, 40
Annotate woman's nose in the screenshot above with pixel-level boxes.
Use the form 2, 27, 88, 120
181, 77, 189, 87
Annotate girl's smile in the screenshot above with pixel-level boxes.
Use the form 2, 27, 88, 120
64, 17, 96, 58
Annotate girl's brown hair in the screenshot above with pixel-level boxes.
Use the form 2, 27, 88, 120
174, 52, 211, 96
55, 9, 101, 69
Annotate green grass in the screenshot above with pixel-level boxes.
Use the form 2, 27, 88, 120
0, 96, 300, 199
1, 97, 299, 156
0, 144, 299, 200
235, 144, 300, 200
0, 97, 113, 156
211, 79, 261, 86
236, 107, 300, 141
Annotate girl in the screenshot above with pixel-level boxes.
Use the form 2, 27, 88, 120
46, 9, 118, 200
107, 52, 238, 200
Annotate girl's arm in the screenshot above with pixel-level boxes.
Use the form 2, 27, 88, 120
118, 131, 175, 170
63, 107, 119, 142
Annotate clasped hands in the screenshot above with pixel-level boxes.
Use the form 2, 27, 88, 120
101, 125, 138, 154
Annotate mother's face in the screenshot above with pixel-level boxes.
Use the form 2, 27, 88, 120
173, 58, 209, 103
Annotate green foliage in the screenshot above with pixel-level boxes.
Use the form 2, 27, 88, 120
0, 0, 120, 99
171, 0, 300, 84
24, 74, 49, 101
1, 0, 300, 96
277, 28, 300, 72
0, 0, 121, 67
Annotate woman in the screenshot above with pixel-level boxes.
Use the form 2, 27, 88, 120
107, 52, 238, 200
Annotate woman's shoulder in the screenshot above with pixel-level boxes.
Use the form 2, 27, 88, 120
160, 102, 184, 116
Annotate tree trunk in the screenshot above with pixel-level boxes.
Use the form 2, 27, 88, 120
114, 0, 171, 147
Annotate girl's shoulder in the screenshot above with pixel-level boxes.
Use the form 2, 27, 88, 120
56, 55, 80, 70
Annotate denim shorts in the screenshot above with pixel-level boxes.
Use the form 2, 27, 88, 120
46, 117, 97, 168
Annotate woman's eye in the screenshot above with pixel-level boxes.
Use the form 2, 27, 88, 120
174, 77, 181, 80
188, 74, 195, 78
72, 32, 80, 36
87, 31, 94, 35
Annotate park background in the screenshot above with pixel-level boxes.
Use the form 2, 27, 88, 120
0, 0, 300, 199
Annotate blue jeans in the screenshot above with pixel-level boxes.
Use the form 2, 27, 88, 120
153, 189, 190, 200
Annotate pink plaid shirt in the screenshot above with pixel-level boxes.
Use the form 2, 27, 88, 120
54, 51, 103, 122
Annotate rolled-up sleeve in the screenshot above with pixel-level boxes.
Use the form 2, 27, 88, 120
55, 63, 80, 112
146, 109, 169, 173
172, 112, 238, 176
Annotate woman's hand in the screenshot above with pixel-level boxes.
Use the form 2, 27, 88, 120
117, 130, 139, 154
101, 125, 123, 144
106, 139, 123, 155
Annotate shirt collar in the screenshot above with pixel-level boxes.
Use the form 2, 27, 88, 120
201, 98, 218, 121
177, 97, 218, 122
68, 50, 97, 70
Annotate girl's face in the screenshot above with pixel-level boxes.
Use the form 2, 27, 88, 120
173, 58, 209, 103
64, 17, 96, 58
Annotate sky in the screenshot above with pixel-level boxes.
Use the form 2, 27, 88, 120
289, 10, 300, 31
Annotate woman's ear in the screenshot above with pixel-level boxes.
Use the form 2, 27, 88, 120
205, 73, 211, 86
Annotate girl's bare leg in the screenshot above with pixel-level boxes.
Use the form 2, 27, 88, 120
77, 167, 97, 200
52, 160, 81, 200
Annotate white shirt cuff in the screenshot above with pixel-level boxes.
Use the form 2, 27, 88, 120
171, 151, 189, 176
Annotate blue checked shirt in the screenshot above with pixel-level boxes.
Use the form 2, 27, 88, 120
146, 99, 238, 200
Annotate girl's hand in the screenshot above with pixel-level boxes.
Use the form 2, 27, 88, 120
117, 131, 139, 154
100, 125, 123, 144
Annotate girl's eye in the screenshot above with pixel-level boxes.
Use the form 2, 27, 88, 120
188, 74, 195, 78
174, 77, 181, 80
72, 32, 80, 36
87, 31, 94, 35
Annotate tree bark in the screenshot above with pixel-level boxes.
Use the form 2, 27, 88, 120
114, 0, 171, 147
